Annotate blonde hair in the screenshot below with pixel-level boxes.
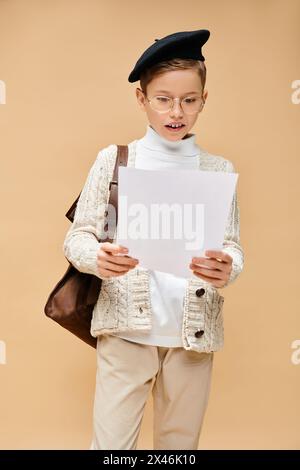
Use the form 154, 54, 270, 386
139, 58, 207, 95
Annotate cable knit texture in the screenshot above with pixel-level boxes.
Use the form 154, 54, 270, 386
63, 139, 244, 353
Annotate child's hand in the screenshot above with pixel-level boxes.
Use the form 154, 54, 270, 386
189, 250, 233, 288
96, 242, 139, 279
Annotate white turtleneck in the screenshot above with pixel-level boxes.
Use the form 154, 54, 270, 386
112, 124, 201, 347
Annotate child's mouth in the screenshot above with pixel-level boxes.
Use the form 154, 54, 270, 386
165, 124, 185, 132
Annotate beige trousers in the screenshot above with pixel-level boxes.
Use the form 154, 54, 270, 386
90, 334, 214, 450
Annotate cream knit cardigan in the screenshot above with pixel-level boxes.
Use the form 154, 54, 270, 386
63, 139, 244, 353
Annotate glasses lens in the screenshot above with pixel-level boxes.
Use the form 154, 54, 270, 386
181, 97, 203, 114
150, 96, 172, 113
150, 96, 203, 114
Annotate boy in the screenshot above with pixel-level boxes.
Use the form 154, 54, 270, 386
63, 29, 244, 450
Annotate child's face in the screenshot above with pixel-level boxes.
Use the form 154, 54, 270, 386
136, 69, 208, 141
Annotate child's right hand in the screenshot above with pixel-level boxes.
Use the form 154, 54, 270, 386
96, 242, 139, 279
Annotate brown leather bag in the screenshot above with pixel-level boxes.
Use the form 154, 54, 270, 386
44, 145, 129, 348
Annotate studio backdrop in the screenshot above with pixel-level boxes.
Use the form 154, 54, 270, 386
0, 0, 299, 449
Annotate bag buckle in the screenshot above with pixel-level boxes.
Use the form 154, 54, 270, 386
109, 180, 118, 191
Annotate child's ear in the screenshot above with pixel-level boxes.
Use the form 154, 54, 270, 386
203, 89, 208, 102
136, 88, 146, 110
136, 88, 144, 99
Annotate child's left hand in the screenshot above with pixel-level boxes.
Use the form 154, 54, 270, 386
189, 250, 233, 288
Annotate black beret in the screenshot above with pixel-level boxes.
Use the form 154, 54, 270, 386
128, 29, 210, 83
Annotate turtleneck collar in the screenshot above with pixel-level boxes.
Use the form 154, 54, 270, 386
138, 124, 200, 157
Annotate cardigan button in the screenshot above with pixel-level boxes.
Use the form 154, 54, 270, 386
195, 288, 205, 297
195, 329, 204, 338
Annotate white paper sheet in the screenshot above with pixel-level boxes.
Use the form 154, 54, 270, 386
115, 167, 238, 278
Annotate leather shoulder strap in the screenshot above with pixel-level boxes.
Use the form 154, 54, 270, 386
103, 145, 128, 242
65, 145, 129, 225
107, 144, 128, 221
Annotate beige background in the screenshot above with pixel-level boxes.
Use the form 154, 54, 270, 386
0, 0, 299, 449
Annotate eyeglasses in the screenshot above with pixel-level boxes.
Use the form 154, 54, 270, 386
141, 90, 204, 115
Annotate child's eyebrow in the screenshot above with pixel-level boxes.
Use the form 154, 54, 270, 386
154, 90, 199, 96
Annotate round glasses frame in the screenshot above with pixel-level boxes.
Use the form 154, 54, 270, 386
141, 90, 204, 115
